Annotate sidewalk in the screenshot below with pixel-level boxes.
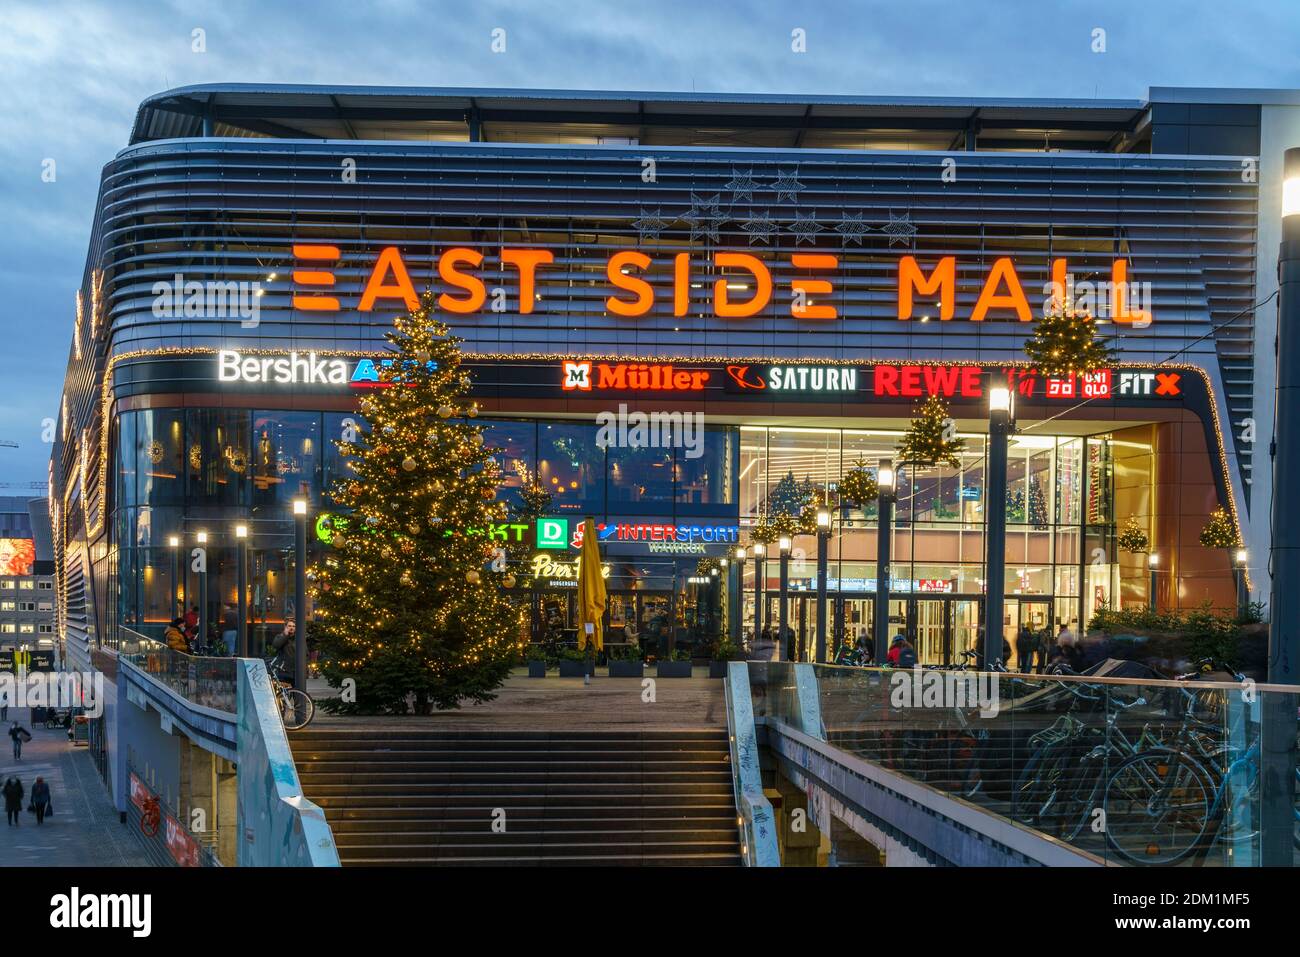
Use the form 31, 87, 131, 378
0, 709, 152, 866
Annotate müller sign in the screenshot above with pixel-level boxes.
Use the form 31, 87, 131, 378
289, 244, 1153, 324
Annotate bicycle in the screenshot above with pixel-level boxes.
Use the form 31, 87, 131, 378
1101, 659, 1300, 864
265, 655, 315, 731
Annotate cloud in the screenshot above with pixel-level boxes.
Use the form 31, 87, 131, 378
0, 0, 1297, 482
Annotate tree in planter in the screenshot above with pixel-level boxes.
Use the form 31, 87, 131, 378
838, 458, 879, 508
313, 291, 524, 713
896, 395, 964, 469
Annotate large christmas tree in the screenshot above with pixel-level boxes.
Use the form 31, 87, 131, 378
314, 291, 524, 713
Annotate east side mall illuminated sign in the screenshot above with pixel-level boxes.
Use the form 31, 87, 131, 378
288, 244, 1153, 324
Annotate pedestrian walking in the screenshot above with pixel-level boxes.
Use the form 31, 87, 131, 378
2, 776, 22, 826
29, 777, 51, 825
1014, 625, 1035, 673
9, 721, 31, 760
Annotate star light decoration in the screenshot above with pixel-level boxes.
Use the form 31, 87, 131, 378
740, 210, 775, 245
724, 166, 761, 204
632, 207, 674, 242
685, 192, 726, 243
771, 166, 805, 204
788, 209, 824, 245
881, 210, 917, 247
835, 211, 872, 245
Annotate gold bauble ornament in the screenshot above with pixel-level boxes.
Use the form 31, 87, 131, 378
466, 569, 481, 584
502, 575, 516, 588
437, 405, 453, 419
402, 456, 416, 471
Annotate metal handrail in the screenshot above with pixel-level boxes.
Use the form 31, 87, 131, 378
118, 627, 238, 714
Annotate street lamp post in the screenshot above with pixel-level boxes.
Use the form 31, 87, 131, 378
1148, 553, 1159, 613
815, 506, 831, 663
168, 535, 181, 621
778, 535, 791, 661
195, 531, 209, 652
1235, 548, 1249, 620
874, 459, 896, 665
731, 546, 747, 644
982, 377, 1015, 671
752, 543, 766, 651
1262, 148, 1300, 864
292, 498, 308, 694
235, 523, 248, 657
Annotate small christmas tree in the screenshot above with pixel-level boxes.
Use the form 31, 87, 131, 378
838, 459, 879, 507
1023, 300, 1116, 376
1116, 516, 1150, 553
314, 291, 523, 713
1028, 473, 1049, 529
897, 395, 964, 469
1199, 507, 1240, 549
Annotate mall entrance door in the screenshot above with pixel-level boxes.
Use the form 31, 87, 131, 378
1005, 598, 1053, 671
835, 596, 982, 666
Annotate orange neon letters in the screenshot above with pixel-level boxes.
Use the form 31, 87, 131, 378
713, 253, 772, 318
790, 253, 838, 319
358, 246, 420, 312
1110, 259, 1150, 324
292, 244, 341, 311
897, 256, 955, 320
970, 257, 1032, 322
437, 248, 486, 314
501, 249, 554, 315
606, 251, 655, 316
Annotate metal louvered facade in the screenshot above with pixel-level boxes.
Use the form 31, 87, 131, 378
93, 139, 1258, 482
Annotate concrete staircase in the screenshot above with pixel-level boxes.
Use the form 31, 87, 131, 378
290, 728, 743, 866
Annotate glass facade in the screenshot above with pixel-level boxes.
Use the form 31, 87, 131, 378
109, 408, 1133, 664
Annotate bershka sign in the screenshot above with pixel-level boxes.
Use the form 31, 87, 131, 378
218, 350, 436, 388
562, 361, 709, 392
724, 364, 860, 395
290, 243, 1154, 325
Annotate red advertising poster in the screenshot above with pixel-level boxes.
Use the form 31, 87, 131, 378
128, 772, 151, 813
164, 814, 201, 867
0, 538, 35, 575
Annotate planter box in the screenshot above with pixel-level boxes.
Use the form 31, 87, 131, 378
558, 659, 595, 678
527, 661, 547, 678
607, 661, 644, 679
708, 660, 733, 679
656, 661, 693, 679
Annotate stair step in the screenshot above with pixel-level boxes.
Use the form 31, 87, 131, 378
334, 828, 739, 847
329, 816, 737, 834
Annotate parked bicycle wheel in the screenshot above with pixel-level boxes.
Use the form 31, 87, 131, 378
279, 688, 315, 730
1102, 750, 1214, 865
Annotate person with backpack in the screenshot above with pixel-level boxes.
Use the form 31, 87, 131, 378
8, 721, 30, 760
896, 636, 918, 669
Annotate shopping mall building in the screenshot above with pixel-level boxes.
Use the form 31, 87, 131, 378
50, 84, 1300, 683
